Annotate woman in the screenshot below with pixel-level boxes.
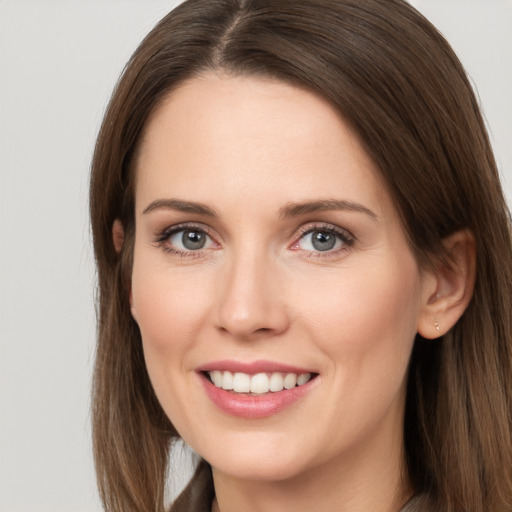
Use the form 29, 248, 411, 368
89, 0, 512, 511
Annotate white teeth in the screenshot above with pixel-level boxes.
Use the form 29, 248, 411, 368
269, 372, 284, 392
283, 373, 297, 389
221, 371, 234, 390
250, 373, 270, 393
208, 370, 313, 393
233, 372, 251, 393
211, 370, 222, 387
297, 373, 311, 386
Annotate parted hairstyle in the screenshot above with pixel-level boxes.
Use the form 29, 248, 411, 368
89, 0, 512, 511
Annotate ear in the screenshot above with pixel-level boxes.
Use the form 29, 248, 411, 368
417, 229, 476, 339
112, 219, 125, 254
112, 219, 137, 321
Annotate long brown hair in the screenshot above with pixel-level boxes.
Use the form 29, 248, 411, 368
89, 1, 512, 510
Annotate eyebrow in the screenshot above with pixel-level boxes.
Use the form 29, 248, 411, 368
142, 199, 218, 216
279, 199, 378, 220
142, 197, 377, 220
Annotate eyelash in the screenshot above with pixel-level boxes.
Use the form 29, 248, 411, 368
153, 222, 355, 259
153, 223, 216, 258
291, 223, 355, 257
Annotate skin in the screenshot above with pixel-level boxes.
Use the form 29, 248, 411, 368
124, 73, 473, 512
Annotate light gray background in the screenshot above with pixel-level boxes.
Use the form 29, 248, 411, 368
0, 1, 511, 511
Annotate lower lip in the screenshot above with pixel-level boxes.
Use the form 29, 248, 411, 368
199, 374, 317, 419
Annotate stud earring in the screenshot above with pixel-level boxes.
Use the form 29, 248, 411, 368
434, 322, 440, 333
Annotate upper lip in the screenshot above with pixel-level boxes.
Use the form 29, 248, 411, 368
195, 359, 316, 375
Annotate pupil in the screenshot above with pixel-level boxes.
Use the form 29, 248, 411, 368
312, 231, 336, 251
182, 230, 206, 250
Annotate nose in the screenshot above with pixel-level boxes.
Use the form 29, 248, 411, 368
214, 251, 290, 339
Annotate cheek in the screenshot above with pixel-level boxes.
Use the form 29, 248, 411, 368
294, 261, 422, 377
130, 256, 213, 428
131, 259, 211, 357
292, 264, 421, 445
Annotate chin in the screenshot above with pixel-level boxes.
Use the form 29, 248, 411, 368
210, 455, 308, 483
196, 432, 315, 483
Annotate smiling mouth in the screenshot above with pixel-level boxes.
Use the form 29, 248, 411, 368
205, 370, 318, 394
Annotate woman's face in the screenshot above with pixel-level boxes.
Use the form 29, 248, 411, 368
130, 74, 433, 483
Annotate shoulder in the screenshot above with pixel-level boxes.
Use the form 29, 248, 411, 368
398, 495, 424, 512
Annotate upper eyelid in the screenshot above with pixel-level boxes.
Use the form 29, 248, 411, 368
158, 222, 215, 238
289, 223, 356, 254
293, 222, 354, 240
154, 224, 218, 257
153, 223, 218, 250
154, 221, 354, 248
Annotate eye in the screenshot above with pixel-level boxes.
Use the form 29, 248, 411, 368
155, 224, 218, 256
170, 229, 212, 251
292, 225, 354, 254
299, 230, 341, 252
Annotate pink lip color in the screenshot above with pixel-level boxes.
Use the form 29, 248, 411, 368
196, 360, 318, 419
196, 359, 314, 375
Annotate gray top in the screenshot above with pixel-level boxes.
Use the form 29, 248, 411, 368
398, 495, 421, 512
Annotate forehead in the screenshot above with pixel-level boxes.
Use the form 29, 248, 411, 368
134, 73, 391, 219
